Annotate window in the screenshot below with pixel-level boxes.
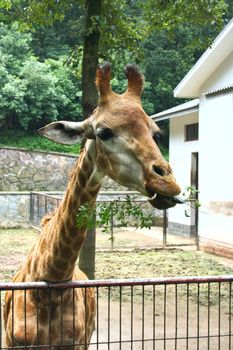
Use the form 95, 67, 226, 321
185, 123, 198, 141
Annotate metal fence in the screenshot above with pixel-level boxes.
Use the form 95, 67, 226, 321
29, 192, 197, 250
0, 275, 232, 349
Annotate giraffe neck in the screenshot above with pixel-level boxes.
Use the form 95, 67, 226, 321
28, 140, 104, 282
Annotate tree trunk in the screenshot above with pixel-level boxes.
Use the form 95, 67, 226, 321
81, 0, 101, 118
79, 0, 101, 279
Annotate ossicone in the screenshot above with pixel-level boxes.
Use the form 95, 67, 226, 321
95, 62, 113, 103
124, 63, 144, 98
95, 62, 144, 103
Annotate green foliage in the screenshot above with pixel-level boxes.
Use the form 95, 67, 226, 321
77, 196, 153, 234
142, 0, 227, 35
142, 27, 204, 114
0, 0, 11, 9
0, 23, 83, 131
0, 130, 81, 154
9, 0, 73, 28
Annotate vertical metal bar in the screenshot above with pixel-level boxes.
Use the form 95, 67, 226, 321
153, 285, 155, 350
207, 283, 210, 350
11, 290, 14, 349
36, 289, 39, 349
195, 202, 199, 251
131, 286, 134, 350
163, 210, 167, 246
29, 192, 34, 224
164, 284, 167, 350
24, 289, 27, 348
84, 287, 87, 349
0, 291, 2, 350
37, 194, 40, 226
142, 285, 145, 350
60, 290, 64, 346
73, 288, 75, 350
197, 283, 200, 350
45, 195, 48, 215
96, 287, 99, 350
110, 207, 114, 251
175, 284, 178, 350
229, 282, 232, 350
108, 287, 110, 350
119, 286, 122, 350
48, 288, 52, 350
218, 282, 221, 350
186, 284, 189, 350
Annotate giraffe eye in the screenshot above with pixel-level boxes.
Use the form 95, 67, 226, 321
153, 133, 160, 145
96, 128, 114, 141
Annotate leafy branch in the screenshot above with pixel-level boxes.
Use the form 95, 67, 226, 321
76, 195, 153, 233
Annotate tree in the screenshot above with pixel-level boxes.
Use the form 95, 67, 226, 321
0, 23, 82, 130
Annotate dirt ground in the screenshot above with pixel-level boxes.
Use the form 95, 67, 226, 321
95, 225, 196, 251
0, 228, 233, 349
90, 293, 232, 350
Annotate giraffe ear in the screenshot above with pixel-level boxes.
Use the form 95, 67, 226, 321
38, 121, 95, 145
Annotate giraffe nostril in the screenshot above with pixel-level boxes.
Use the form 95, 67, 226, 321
153, 165, 166, 177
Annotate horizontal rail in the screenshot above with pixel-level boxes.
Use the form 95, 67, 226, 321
30, 191, 142, 196
1, 275, 233, 290
30, 191, 195, 202
30, 191, 195, 205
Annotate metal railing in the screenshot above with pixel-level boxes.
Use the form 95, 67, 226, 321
0, 275, 232, 349
29, 191, 197, 250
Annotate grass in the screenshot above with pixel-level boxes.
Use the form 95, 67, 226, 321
95, 249, 233, 280
1, 228, 233, 281
0, 229, 38, 281
0, 130, 81, 154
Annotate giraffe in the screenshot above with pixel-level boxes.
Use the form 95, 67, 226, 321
3, 62, 181, 349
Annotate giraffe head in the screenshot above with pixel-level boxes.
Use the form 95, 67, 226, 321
39, 63, 181, 209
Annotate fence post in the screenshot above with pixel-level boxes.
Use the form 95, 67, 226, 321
163, 209, 167, 246
29, 192, 34, 225
110, 207, 114, 251
195, 203, 199, 250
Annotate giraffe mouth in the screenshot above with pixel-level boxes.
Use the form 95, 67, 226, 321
148, 193, 184, 210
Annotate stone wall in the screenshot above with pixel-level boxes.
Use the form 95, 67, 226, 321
0, 147, 77, 191
0, 147, 127, 192
0, 192, 30, 228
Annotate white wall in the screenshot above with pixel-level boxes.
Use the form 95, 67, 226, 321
168, 45, 233, 246
198, 91, 233, 244
169, 112, 199, 226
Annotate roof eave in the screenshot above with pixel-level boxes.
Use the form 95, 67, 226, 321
151, 99, 199, 122
174, 19, 233, 98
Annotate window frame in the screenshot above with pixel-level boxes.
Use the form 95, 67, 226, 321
185, 123, 199, 142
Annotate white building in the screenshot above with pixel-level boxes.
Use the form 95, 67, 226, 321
152, 19, 233, 258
